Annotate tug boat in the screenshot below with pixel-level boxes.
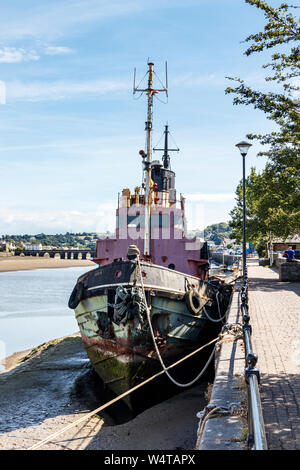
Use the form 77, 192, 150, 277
69, 62, 232, 411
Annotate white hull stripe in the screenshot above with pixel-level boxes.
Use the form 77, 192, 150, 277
87, 282, 185, 295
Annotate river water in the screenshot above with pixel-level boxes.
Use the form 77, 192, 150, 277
0, 262, 226, 366
0, 266, 94, 363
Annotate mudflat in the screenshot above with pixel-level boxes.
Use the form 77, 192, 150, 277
0, 334, 208, 450
0, 256, 94, 272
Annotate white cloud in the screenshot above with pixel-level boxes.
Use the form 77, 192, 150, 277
0, 81, 6, 104
184, 193, 235, 202
0, 203, 116, 235
183, 193, 235, 230
171, 71, 272, 91
0, 193, 234, 234
44, 45, 74, 56
6, 78, 129, 102
0, 47, 39, 63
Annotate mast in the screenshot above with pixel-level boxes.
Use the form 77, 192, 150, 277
144, 62, 154, 258
163, 124, 170, 169
133, 61, 168, 257
153, 124, 179, 169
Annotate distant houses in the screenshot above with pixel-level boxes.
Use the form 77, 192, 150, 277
22, 243, 81, 251
0, 241, 83, 253
272, 235, 300, 251
0, 242, 9, 252
23, 243, 43, 251
0, 241, 16, 252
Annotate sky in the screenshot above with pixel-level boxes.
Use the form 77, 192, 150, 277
0, 0, 284, 235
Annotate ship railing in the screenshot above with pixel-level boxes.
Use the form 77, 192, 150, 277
240, 269, 268, 450
118, 196, 184, 211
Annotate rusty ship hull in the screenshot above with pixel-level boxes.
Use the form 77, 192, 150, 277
70, 259, 231, 411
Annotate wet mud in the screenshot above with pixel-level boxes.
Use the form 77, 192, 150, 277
0, 333, 209, 450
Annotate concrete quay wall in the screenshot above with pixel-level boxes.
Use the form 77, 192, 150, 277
197, 284, 248, 450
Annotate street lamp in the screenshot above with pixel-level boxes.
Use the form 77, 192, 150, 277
236, 141, 252, 283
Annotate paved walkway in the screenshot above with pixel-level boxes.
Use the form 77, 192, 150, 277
248, 260, 300, 450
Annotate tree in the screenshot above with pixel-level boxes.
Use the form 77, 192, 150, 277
226, 1, 300, 241
204, 222, 233, 245
226, 1, 300, 147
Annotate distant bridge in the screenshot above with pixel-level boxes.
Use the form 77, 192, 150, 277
21, 249, 96, 260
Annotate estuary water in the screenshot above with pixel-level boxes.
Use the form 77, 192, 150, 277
0, 266, 94, 362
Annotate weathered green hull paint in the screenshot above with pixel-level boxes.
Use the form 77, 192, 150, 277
84, 344, 164, 410
151, 296, 207, 342
75, 295, 107, 316
74, 291, 218, 411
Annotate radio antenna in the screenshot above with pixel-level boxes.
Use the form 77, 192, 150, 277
133, 61, 168, 257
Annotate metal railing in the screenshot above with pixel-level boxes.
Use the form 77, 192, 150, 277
241, 263, 268, 450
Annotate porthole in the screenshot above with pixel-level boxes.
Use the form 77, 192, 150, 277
168, 263, 175, 270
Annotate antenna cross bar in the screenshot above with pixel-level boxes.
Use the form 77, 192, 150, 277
153, 148, 179, 152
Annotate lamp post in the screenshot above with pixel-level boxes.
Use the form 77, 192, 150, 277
236, 141, 252, 283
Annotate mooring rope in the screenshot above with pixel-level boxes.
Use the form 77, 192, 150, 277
195, 402, 242, 450
195, 406, 222, 449
137, 259, 218, 388
28, 335, 219, 450
202, 292, 229, 323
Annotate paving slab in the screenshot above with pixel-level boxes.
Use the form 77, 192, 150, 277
247, 260, 300, 450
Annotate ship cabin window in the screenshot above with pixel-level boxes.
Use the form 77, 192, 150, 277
174, 215, 184, 230
151, 213, 170, 228
116, 215, 124, 228
118, 213, 171, 229
127, 213, 144, 229
169, 189, 176, 203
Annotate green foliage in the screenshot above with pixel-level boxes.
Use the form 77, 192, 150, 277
1, 232, 108, 251
230, 162, 300, 243
226, 1, 300, 242
203, 222, 233, 245
226, 1, 300, 149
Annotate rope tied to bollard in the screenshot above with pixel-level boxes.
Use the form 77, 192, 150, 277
195, 402, 243, 450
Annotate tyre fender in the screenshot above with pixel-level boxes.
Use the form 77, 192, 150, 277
184, 288, 202, 315
68, 282, 84, 309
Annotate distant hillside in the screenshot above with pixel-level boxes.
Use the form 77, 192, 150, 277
2, 225, 232, 250
188, 222, 233, 245
1, 232, 113, 250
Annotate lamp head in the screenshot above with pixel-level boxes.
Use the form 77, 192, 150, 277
236, 141, 252, 156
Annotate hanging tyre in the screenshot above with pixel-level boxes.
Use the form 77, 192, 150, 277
185, 288, 202, 315
68, 282, 84, 309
